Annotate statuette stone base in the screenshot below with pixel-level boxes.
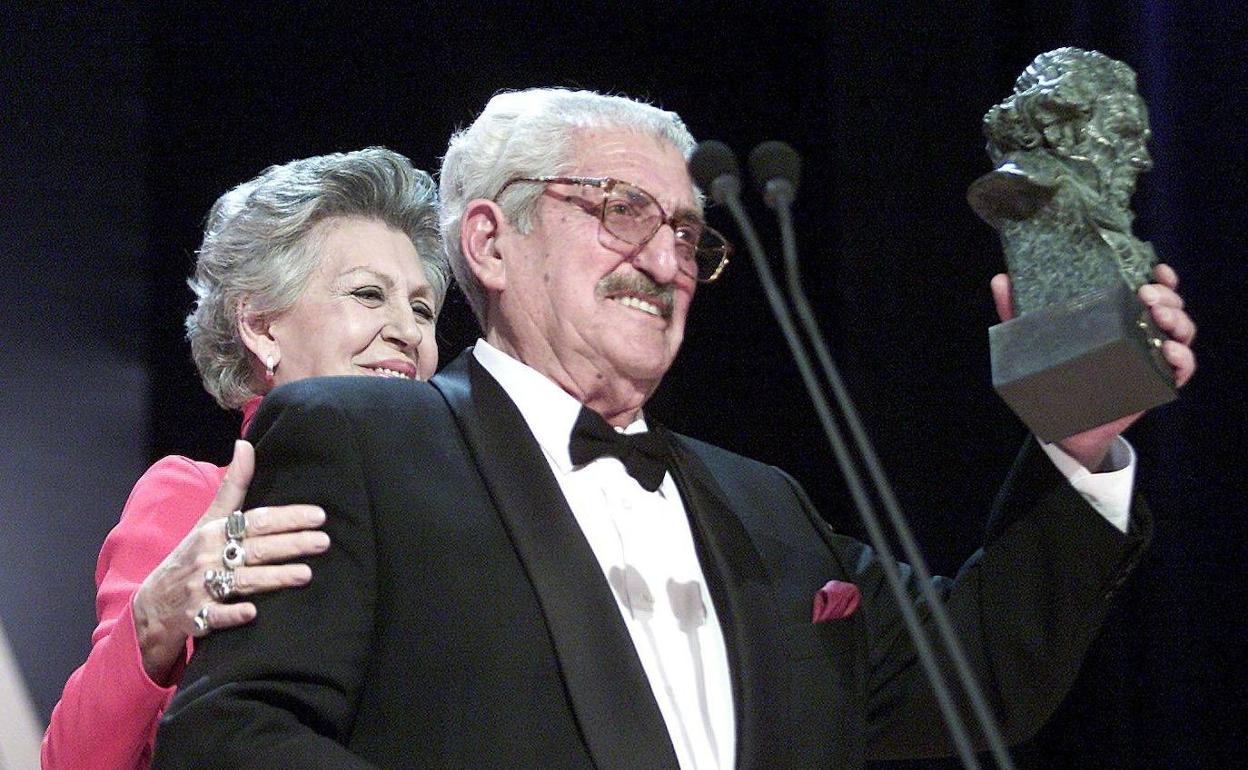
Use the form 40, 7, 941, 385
990, 281, 1175, 441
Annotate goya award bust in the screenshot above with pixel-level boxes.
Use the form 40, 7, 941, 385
968, 47, 1175, 441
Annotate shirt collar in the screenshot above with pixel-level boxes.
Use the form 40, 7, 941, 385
472, 339, 649, 473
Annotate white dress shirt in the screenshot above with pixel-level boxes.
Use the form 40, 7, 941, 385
475, 340, 736, 770
1039, 438, 1135, 532
471, 339, 1137, 769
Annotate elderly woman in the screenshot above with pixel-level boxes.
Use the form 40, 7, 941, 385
42, 147, 448, 770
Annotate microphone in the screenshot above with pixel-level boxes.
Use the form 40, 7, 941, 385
747, 140, 801, 210
688, 139, 742, 206
688, 142, 808, 417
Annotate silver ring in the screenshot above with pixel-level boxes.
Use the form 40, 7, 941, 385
204, 568, 236, 601
222, 538, 246, 569
192, 605, 212, 637
225, 509, 247, 540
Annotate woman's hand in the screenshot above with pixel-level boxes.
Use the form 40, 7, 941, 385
131, 440, 328, 685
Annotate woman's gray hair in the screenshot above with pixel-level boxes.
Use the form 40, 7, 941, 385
439, 88, 697, 327
186, 147, 447, 409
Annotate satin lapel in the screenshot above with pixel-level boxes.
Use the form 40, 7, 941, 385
431, 352, 678, 770
653, 424, 792, 770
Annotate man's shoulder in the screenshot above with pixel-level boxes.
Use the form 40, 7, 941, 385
269, 375, 443, 405
249, 376, 451, 441
668, 430, 789, 483
666, 430, 833, 547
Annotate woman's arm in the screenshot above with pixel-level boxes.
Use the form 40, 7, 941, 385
43, 441, 327, 770
43, 454, 222, 770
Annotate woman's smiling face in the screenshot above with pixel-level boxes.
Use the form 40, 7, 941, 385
264, 216, 439, 384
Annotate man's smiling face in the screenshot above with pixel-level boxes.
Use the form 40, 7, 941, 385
494, 127, 698, 395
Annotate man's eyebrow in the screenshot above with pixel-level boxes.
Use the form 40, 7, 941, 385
671, 205, 705, 222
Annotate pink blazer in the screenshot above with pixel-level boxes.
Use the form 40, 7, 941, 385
43, 401, 257, 770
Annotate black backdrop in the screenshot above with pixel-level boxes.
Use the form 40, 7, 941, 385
3, 3, 1243, 768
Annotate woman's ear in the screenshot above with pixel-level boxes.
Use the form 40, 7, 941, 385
237, 300, 279, 376
461, 199, 507, 292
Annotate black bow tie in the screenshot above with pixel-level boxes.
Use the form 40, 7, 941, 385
568, 406, 669, 492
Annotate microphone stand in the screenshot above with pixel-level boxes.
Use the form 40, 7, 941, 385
756, 142, 1015, 770
692, 140, 1013, 770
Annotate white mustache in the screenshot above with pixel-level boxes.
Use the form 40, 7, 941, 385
596, 273, 676, 317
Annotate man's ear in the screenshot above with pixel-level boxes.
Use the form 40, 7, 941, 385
461, 200, 508, 292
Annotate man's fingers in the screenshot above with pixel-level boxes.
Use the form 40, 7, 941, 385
990, 273, 1014, 322
1151, 304, 1197, 346
1137, 265, 1196, 386
1162, 340, 1196, 388
1140, 282, 1194, 352
1153, 262, 1179, 289
1138, 283, 1185, 311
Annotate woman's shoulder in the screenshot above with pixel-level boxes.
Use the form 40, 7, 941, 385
118, 455, 227, 527
95, 455, 228, 585
134, 454, 228, 494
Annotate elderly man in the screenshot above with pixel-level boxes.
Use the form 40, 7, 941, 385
154, 88, 1195, 769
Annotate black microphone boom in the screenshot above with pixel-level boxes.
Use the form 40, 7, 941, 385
750, 138, 1017, 769
693, 138, 1016, 770
688, 139, 742, 205
747, 140, 800, 209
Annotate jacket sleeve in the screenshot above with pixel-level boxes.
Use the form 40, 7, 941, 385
152, 382, 381, 769
42, 456, 221, 770
797, 440, 1151, 760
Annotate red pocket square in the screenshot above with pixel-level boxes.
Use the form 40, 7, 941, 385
812, 580, 860, 623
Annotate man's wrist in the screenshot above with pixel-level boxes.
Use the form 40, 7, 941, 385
1039, 437, 1136, 532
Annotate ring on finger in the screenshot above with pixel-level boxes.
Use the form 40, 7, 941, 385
204, 567, 236, 601
222, 538, 246, 569
192, 604, 213, 637
225, 509, 247, 540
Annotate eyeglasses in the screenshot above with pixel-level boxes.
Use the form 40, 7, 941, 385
496, 176, 732, 283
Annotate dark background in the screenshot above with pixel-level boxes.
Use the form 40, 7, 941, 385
2, 2, 1243, 767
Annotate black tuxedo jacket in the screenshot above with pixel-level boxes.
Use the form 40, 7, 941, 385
154, 351, 1148, 769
